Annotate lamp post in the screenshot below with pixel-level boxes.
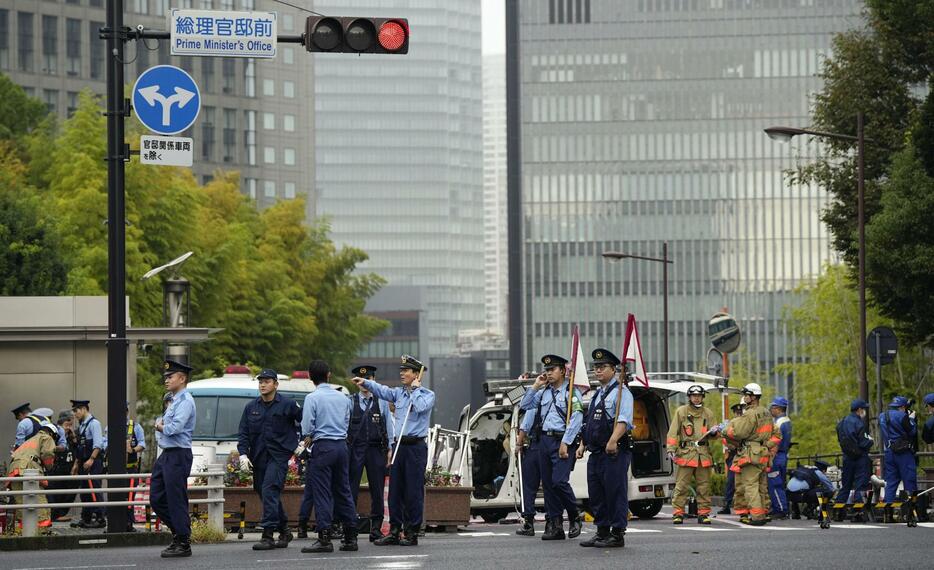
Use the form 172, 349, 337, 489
602, 242, 672, 372
764, 113, 872, 402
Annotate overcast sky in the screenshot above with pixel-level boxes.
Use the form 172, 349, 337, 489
483, 0, 505, 54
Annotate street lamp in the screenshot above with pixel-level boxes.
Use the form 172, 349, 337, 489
764, 113, 873, 402
602, 242, 673, 372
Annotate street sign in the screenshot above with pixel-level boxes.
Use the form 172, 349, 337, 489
171, 9, 277, 58
133, 65, 201, 135
140, 135, 193, 167
867, 326, 898, 365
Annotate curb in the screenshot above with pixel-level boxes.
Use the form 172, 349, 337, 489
0, 531, 173, 551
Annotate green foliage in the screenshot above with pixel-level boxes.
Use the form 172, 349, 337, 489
0, 74, 47, 142
776, 265, 932, 457
189, 520, 227, 543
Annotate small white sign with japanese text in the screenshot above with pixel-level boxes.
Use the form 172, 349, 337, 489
171, 9, 277, 58
140, 135, 193, 167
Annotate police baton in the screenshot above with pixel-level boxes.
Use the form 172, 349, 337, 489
389, 365, 424, 467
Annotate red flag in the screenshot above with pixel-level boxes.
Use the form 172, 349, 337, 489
621, 314, 649, 387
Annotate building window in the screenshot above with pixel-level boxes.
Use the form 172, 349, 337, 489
263, 146, 275, 164
89, 21, 104, 78
283, 147, 295, 165
244, 58, 255, 97
282, 14, 293, 31
246, 178, 256, 199
89, 0, 103, 7
199, 0, 213, 9
223, 108, 236, 162
220, 0, 233, 10
240, 0, 255, 10
201, 106, 215, 161
222, 58, 235, 93
284, 182, 296, 199
282, 80, 294, 98
283, 114, 295, 132
283, 46, 294, 65
157, 37, 169, 64
263, 180, 275, 198
244, 110, 256, 165
66, 91, 78, 116
18, 12, 34, 72
66, 0, 80, 4
201, 56, 214, 92
262, 78, 274, 96
0, 10, 10, 70
136, 34, 150, 75
65, 18, 81, 76
42, 89, 58, 114
262, 112, 275, 130
42, 15, 57, 74
154, 0, 167, 15
134, 0, 149, 14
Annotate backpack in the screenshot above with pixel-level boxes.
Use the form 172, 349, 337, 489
836, 418, 862, 457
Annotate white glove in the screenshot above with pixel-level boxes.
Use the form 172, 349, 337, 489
909, 411, 916, 420
666, 451, 675, 463
239, 455, 252, 472
294, 442, 306, 456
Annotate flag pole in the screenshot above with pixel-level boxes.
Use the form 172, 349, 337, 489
390, 364, 424, 467
566, 325, 579, 426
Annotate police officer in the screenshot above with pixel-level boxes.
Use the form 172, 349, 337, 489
721, 383, 772, 526
151, 359, 197, 558
879, 396, 918, 523
519, 355, 583, 541
579, 349, 632, 548
718, 403, 744, 515
787, 460, 834, 520
354, 355, 435, 547
833, 399, 873, 520
347, 365, 392, 542
69, 399, 105, 528
922, 393, 934, 445
300, 360, 359, 554
11, 403, 52, 449
667, 384, 719, 525
767, 396, 792, 519
232, 368, 303, 550
48, 409, 78, 521
8, 420, 59, 529
514, 387, 542, 537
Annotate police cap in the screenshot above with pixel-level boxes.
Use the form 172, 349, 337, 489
889, 396, 910, 408
70, 400, 91, 410
590, 348, 620, 367
850, 398, 870, 411
256, 368, 278, 380
814, 460, 830, 472
923, 393, 934, 407
770, 396, 789, 409
400, 355, 427, 372
730, 402, 744, 413
352, 365, 377, 378
541, 354, 569, 369
11, 402, 30, 416
163, 359, 193, 377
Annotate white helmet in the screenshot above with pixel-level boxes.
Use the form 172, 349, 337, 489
741, 383, 763, 397
38, 420, 57, 436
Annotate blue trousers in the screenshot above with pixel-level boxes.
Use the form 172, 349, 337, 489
883, 450, 918, 502
308, 439, 357, 530
835, 454, 871, 503
519, 442, 541, 517
724, 455, 735, 507
253, 454, 288, 531
388, 441, 427, 528
586, 449, 630, 529
538, 435, 578, 519
349, 444, 387, 519
77, 457, 104, 521
150, 448, 193, 538
768, 452, 789, 514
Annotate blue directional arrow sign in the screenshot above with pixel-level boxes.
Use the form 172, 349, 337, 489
132, 65, 201, 135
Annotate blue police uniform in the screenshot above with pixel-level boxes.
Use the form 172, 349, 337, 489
922, 393, 934, 445
879, 398, 917, 502
787, 462, 834, 511
518, 406, 541, 520
15, 414, 48, 448
768, 397, 792, 516
363, 355, 435, 543
301, 384, 357, 534
150, 361, 197, 552
834, 400, 873, 504
347, 391, 391, 531
583, 367, 633, 537
238, 389, 302, 534
72, 403, 105, 524
519, 356, 583, 536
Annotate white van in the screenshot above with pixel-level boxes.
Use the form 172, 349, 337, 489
464, 372, 733, 522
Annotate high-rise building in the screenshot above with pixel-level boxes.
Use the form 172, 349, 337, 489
517, 0, 862, 391
0, 0, 315, 219
314, 1, 484, 358
482, 53, 508, 338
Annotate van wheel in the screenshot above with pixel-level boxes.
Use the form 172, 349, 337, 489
630, 499, 663, 519
480, 511, 507, 523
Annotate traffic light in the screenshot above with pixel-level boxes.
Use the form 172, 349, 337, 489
305, 17, 409, 54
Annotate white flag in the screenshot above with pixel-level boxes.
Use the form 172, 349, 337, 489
622, 314, 649, 387
571, 329, 590, 393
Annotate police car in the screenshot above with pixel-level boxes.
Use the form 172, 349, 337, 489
463, 372, 734, 522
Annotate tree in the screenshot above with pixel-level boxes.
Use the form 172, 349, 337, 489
0, 73, 47, 142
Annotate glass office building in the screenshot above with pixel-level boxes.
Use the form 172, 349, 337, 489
314, 1, 484, 357
519, 0, 862, 390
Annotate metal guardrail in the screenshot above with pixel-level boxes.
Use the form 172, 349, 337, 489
0, 464, 226, 538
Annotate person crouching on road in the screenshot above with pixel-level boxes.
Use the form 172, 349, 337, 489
667, 385, 720, 525
300, 360, 359, 554
231, 368, 303, 551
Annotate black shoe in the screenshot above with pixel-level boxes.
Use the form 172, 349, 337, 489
717, 506, 731, 515
748, 518, 767, 526
369, 517, 384, 542
580, 526, 609, 547
594, 527, 624, 548
771, 513, 788, 520
516, 516, 535, 537
340, 525, 359, 552
374, 525, 401, 546
275, 528, 293, 548
330, 524, 344, 539
541, 518, 565, 541
297, 520, 309, 539
567, 512, 582, 539
253, 530, 277, 551
301, 529, 333, 553
399, 525, 419, 546
162, 536, 192, 558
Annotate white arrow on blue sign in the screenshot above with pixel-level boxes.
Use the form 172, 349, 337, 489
132, 65, 201, 136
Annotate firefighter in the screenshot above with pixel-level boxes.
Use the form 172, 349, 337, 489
721, 383, 772, 526
7, 420, 59, 529
666, 385, 719, 525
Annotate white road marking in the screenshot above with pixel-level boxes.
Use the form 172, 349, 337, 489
456, 531, 512, 537
676, 527, 736, 532
823, 524, 886, 529
257, 554, 429, 562
14, 566, 136, 570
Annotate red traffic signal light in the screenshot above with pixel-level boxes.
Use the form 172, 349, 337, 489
305, 17, 409, 54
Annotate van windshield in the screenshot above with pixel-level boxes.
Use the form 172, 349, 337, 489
191, 392, 308, 440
